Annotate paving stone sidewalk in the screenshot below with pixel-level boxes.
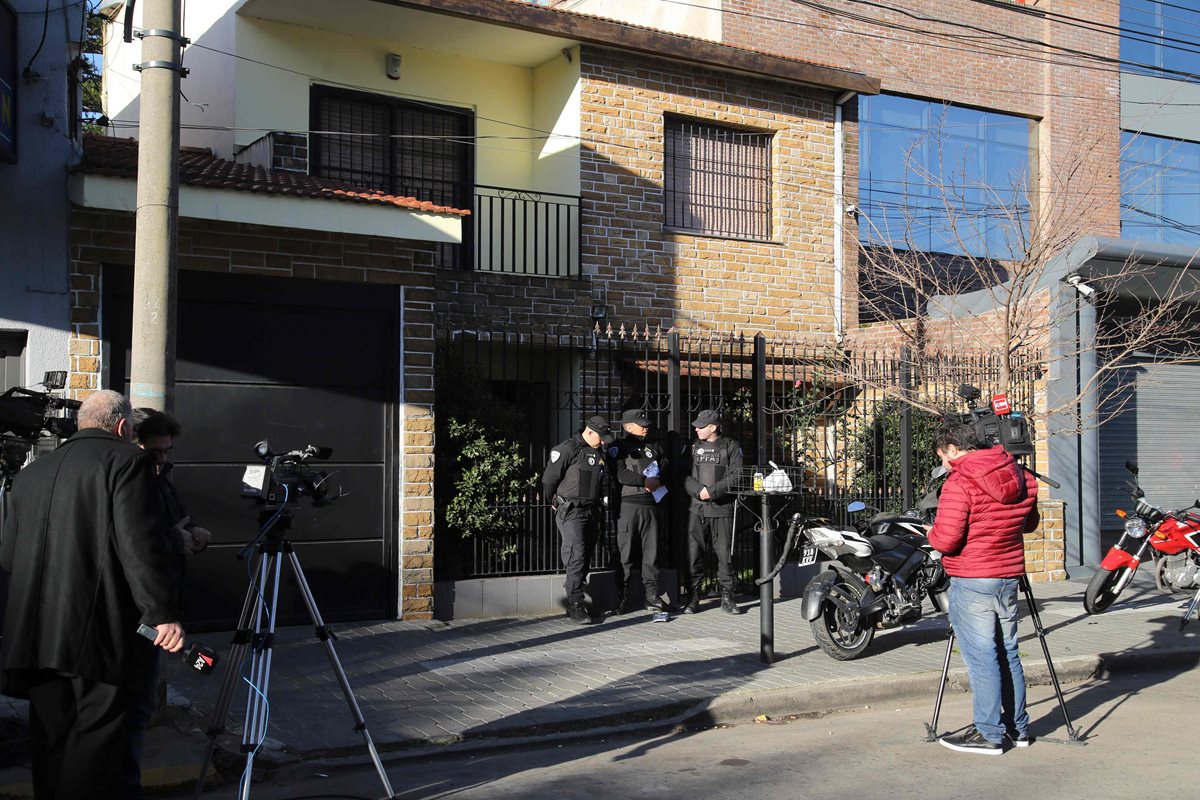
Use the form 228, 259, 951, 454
149, 575, 1199, 756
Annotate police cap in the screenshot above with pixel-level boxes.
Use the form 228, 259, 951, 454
691, 409, 721, 428
620, 409, 651, 427
584, 415, 612, 437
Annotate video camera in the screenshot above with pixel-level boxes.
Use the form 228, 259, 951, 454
240, 440, 339, 505
0, 371, 81, 482
948, 384, 1033, 457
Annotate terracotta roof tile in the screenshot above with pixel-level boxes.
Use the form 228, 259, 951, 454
77, 135, 471, 216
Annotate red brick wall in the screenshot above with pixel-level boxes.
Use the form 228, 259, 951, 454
68, 206, 440, 619
723, 0, 1123, 242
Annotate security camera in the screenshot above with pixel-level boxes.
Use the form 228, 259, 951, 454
1064, 274, 1096, 298
844, 204, 860, 218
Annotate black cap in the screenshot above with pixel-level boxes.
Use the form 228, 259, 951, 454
691, 409, 721, 428
620, 409, 651, 427
584, 415, 612, 437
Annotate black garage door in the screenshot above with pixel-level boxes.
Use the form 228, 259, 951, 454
103, 267, 399, 629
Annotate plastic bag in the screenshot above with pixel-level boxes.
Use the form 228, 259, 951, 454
762, 461, 793, 494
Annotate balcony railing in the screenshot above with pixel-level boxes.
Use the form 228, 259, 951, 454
469, 185, 580, 278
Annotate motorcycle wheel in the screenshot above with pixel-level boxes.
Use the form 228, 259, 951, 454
1084, 565, 1134, 614
811, 574, 875, 660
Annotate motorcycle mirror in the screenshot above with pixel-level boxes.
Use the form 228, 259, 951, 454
930, 465, 948, 479
1125, 460, 1139, 476
846, 500, 867, 513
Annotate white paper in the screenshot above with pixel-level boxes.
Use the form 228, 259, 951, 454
242, 465, 266, 495
652, 486, 668, 503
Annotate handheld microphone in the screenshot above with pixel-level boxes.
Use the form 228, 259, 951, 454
136, 624, 220, 675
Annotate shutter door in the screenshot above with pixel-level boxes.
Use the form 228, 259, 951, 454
1100, 361, 1200, 529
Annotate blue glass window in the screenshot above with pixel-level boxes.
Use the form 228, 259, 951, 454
1121, 131, 1200, 245
858, 94, 1032, 260
1120, 0, 1200, 78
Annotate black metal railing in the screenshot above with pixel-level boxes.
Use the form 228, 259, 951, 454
434, 327, 1042, 582
469, 185, 580, 277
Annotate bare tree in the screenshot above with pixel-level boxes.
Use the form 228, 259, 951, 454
846, 119, 1200, 430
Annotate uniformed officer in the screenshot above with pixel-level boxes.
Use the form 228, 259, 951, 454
683, 409, 743, 615
611, 409, 669, 614
542, 415, 613, 624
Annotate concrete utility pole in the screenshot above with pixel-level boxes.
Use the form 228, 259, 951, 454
129, 0, 184, 412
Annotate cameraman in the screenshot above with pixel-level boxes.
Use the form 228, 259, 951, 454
0, 390, 184, 798
928, 422, 1039, 755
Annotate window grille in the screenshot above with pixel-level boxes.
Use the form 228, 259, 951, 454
663, 117, 773, 240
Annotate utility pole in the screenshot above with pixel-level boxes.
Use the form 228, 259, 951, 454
129, 0, 185, 412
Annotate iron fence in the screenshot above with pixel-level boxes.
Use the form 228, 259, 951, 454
434, 326, 1042, 584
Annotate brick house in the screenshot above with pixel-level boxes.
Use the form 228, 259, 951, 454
81, 0, 877, 622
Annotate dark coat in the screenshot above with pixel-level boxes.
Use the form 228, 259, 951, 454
0, 428, 181, 697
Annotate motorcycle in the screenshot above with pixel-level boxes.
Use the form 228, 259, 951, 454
1084, 461, 1200, 628
763, 467, 950, 660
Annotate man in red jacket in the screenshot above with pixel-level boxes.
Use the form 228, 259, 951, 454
928, 422, 1039, 755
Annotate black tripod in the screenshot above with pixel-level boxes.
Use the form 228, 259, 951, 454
194, 507, 395, 799
924, 574, 1085, 746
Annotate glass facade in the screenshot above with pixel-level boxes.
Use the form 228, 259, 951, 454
1121, 131, 1200, 245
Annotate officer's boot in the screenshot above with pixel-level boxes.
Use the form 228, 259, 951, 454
720, 588, 742, 615
644, 583, 667, 612
682, 587, 701, 614
568, 601, 591, 624
616, 583, 632, 615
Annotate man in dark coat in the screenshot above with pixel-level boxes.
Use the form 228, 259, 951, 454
0, 390, 184, 799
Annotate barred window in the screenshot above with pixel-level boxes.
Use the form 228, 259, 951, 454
310, 86, 472, 211
663, 117, 773, 240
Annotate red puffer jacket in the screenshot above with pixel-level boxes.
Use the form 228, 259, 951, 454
928, 446, 1039, 578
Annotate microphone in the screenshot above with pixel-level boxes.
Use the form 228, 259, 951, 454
137, 624, 220, 675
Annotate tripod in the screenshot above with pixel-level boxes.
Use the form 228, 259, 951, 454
924, 574, 1085, 746
194, 507, 395, 799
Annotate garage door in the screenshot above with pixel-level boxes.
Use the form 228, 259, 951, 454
103, 267, 399, 629
1100, 361, 1200, 532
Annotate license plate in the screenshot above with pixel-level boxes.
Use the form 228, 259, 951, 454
798, 545, 818, 566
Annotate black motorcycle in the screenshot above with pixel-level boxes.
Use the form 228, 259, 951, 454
765, 468, 949, 660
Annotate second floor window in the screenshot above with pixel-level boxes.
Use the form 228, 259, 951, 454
859, 94, 1033, 260
1121, 0, 1200, 78
310, 86, 473, 210
1122, 131, 1200, 245
663, 117, 773, 240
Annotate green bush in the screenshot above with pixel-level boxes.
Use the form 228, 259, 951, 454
846, 400, 941, 511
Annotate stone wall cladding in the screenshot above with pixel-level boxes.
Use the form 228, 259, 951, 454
68, 206, 439, 619
439, 47, 846, 339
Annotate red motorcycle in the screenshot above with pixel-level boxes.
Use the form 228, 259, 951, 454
1084, 461, 1200, 628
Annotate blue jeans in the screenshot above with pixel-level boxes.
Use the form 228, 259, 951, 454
947, 577, 1029, 744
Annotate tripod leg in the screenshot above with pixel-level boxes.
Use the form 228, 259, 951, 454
1019, 575, 1083, 743
194, 547, 269, 798
925, 628, 955, 742
237, 547, 285, 800
284, 546, 395, 799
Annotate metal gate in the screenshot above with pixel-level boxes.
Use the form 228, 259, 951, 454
435, 326, 1040, 585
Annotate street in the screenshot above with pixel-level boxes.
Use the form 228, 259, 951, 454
176, 663, 1200, 800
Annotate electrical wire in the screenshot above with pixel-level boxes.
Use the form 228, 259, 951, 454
21, 0, 52, 78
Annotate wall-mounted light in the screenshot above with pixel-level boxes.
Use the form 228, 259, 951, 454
386, 53, 402, 81
590, 303, 607, 321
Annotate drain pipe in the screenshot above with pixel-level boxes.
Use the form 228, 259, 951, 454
832, 90, 857, 344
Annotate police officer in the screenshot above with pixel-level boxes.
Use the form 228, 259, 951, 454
611, 409, 669, 614
542, 416, 613, 624
683, 409, 743, 615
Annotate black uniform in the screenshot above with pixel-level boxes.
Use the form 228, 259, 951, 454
684, 435, 743, 594
542, 434, 609, 606
611, 433, 667, 601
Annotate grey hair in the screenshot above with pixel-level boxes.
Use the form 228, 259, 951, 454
77, 390, 133, 433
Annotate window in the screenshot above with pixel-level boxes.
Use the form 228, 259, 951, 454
1121, 131, 1200, 245
858, 94, 1033, 260
310, 86, 473, 211
663, 117, 773, 240
1120, 0, 1200, 78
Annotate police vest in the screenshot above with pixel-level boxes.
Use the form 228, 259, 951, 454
691, 439, 733, 487
553, 439, 607, 506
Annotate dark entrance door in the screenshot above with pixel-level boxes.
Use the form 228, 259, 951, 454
103, 268, 399, 629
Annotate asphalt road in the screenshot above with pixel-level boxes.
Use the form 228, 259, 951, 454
181, 664, 1200, 800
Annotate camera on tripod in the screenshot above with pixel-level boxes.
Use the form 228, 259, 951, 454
240, 440, 339, 505
0, 371, 81, 483
947, 383, 1033, 456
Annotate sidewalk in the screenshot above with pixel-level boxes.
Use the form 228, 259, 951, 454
1, 575, 1197, 795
